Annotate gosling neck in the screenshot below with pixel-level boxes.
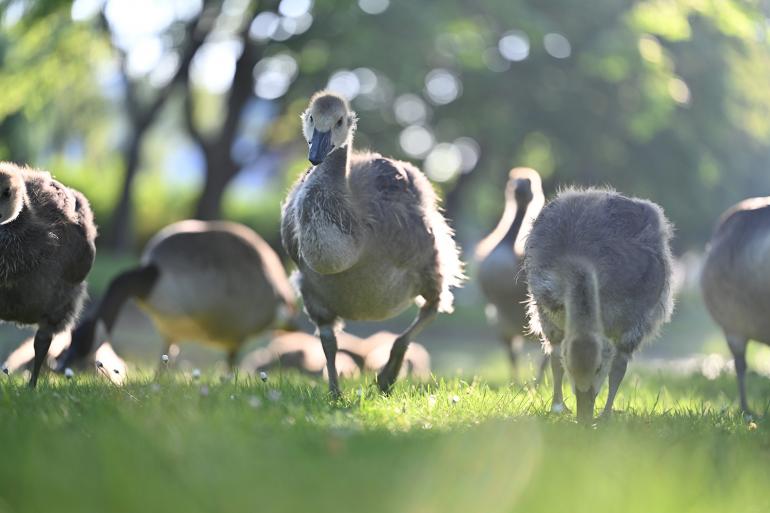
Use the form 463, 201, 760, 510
315, 144, 351, 183
564, 263, 602, 337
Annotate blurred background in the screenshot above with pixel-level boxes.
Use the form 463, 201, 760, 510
1, 0, 769, 377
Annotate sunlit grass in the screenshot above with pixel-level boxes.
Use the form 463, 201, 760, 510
1, 369, 769, 513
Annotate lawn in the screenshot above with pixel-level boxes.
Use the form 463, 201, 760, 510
1, 368, 769, 513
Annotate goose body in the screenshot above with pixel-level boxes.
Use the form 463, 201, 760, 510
475, 168, 547, 377
281, 92, 462, 395
59, 220, 295, 369
700, 197, 770, 413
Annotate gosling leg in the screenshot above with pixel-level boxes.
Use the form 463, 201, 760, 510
319, 325, 340, 399
726, 334, 751, 416
30, 327, 54, 388
602, 349, 631, 416
377, 300, 438, 393
534, 352, 550, 387
549, 347, 567, 413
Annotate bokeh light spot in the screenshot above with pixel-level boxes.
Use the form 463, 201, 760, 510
544, 33, 571, 59
498, 31, 529, 62
424, 143, 462, 183
358, 0, 389, 15
424, 69, 461, 105
399, 125, 434, 158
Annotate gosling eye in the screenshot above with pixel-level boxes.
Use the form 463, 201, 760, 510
1, 188, 10, 198
336, 118, 343, 128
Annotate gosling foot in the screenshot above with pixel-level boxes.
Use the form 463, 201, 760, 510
550, 402, 571, 414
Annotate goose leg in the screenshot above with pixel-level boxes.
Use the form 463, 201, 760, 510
226, 349, 238, 371
377, 301, 438, 393
319, 325, 340, 399
30, 327, 54, 388
726, 334, 751, 415
505, 335, 523, 381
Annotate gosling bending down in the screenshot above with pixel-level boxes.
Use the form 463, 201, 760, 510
524, 188, 674, 422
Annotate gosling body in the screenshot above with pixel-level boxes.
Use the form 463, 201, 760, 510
0, 162, 96, 387
525, 187, 674, 421
281, 92, 463, 396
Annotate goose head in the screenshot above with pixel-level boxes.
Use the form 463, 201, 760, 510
505, 167, 542, 207
0, 164, 25, 225
302, 92, 357, 165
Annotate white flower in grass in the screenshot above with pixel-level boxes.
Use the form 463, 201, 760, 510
64, 368, 74, 379
200, 385, 209, 397
248, 395, 262, 408
428, 395, 437, 408
259, 371, 268, 382
451, 395, 460, 405
268, 389, 281, 402
161, 354, 169, 363
192, 368, 201, 380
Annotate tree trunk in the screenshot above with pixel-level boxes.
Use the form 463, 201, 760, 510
194, 145, 239, 220
194, 169, 232, 220
104, 131, 142, 252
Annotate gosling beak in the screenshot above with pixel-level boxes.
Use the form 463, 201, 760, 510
575, 387, 596, 424
308, 129, 332, 165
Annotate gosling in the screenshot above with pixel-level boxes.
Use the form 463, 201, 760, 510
525, 187, 674, 422
0, 162, 96, 387
281, 91, 463, 397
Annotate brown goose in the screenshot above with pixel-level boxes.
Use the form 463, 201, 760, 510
58, 220, 295, 370
241, 330, 430, 381
700, 197, 770, 415
475, 167, 547, 380
281, 91, 463, 397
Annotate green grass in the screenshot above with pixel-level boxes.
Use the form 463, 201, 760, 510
1, 369, 769, 513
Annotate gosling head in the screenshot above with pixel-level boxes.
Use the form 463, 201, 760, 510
505, 167, 542, 206
0, 164, 26, 225
302, 91, 357, 165
562, 333, 613, 422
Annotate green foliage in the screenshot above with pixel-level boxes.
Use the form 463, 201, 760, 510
2, 0, 770, 250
